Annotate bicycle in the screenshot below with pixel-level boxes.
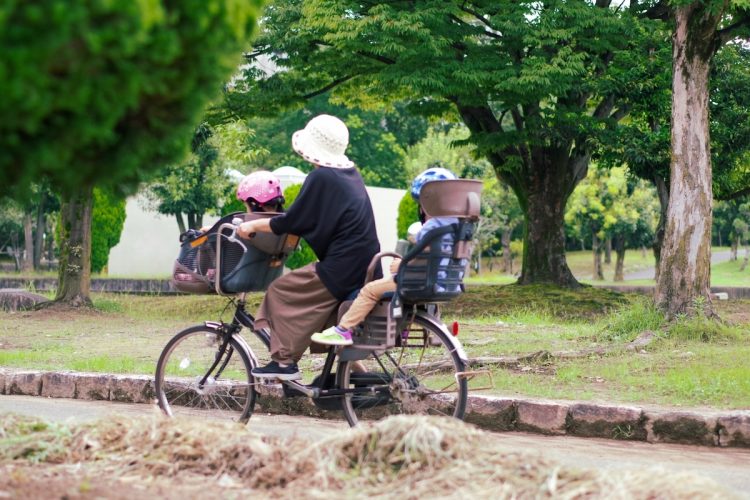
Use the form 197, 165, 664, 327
155, 179, 485, 426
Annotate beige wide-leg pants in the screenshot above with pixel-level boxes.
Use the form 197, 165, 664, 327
254, 263, 340, 364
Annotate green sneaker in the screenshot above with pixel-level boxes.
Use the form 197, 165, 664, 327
311, 326, 353, 346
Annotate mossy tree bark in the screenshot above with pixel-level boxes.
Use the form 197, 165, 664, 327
613, 235, 626, 282
655, 4, 722, 317
22, 213, 33, 272
652, 176, 669, 283
513, 157, 582, 288
592, 231, 605, 281
55, 186, 94, 307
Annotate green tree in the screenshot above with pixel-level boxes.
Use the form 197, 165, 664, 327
236, 0, 662, 287
215, 94, 416, 188
643, 0, 750, 316
404, 127, 490, 183
0, 198, 24, 271
599, 42, 750, 285
281, 183, 318, 270
147, 123, 232, 233
1, 0, 261, 306
482, 177, 524, 275
90, 188, 126, 274
566, 166, 658, 281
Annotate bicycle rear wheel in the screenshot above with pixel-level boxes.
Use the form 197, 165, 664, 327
155, 325, 256, 423
337, 313, 468, 426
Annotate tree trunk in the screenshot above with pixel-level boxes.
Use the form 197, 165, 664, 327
740, 239, 749, 272
186, 212, 196, 231
604, 237, 612, 265
33, 194, 46, 270
10, 233, 20, 271
46, 217, 55, 269
54, 187, 94, 307
502, 228, 512, 275
613, 236, 626, 282
475, 242, 482, 275
652, 176, 669, 282
731, 238, 738, 260
514, 156, 581, 287
592, 230, 604, 280
655, 4, 720, 318
175, 212, 186, 234
22, 213, 33, 272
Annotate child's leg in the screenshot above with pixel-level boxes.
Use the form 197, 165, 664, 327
339, 276, 396, 330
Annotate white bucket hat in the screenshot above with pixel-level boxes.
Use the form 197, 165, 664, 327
292, 114, 354, 169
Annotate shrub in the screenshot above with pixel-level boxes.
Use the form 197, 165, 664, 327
91, 188, 126, 274
282, 183, 317, 270
397, 192, 419, 239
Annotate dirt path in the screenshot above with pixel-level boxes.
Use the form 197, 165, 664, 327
2, 395, 749, 498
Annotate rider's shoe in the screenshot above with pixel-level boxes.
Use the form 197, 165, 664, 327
311, 325, 353, 346
251, 361, 301, 380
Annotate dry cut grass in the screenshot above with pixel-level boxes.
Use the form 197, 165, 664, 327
0, 413, 733, 499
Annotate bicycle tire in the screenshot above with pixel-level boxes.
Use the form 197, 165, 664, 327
155, 325, 256, 423
337, 313, 468, 426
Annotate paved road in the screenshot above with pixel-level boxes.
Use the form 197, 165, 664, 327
625, 250, 733, 281
2, 395, 749, 497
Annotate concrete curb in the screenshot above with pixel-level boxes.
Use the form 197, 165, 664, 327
2, 368, 748, 448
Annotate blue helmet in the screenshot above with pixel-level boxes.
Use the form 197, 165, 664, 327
410, 167, 457, 201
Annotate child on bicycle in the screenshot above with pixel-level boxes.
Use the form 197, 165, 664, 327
236, 170, 285, 213
311, 167, 459, 346
196, 170, 284, 235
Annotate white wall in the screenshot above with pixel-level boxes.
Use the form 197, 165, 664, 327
107, 185, 405, 278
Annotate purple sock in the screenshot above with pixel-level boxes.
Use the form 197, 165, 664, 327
335, 325, 353, 340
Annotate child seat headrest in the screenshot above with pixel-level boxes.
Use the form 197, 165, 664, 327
419, 179, 482, 220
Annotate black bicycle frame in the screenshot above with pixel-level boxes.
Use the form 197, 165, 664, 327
227, 297, 394, 399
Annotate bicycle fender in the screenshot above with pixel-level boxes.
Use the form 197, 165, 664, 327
202, 321, 259, 369
232, 333, 259, 369
415, 313, 469, 363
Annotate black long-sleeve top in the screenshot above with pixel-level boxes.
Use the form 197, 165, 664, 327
269, 167, 381, 300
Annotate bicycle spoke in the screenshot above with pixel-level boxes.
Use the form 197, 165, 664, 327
156, 326, 256, 422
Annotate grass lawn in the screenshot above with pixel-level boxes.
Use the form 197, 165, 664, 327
470, 247, 748, 287
2, 287, 749, 410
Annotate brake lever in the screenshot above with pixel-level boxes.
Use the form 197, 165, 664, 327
227, 218, 249, 253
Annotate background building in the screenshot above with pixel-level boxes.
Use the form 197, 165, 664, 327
108, 167, 404, 277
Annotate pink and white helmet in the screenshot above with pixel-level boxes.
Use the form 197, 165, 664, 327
236, 171, 283, 205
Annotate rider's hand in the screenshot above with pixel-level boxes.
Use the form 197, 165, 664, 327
237, 220, 257, 239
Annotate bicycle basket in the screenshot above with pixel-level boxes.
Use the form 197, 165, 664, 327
215, 212, 299, 295
172, 230, 217, 294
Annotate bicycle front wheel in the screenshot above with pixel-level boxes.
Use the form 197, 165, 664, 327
155, 325, 256, 423
337, 313, 468, 426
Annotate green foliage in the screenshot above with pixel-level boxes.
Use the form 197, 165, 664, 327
444, 284, 629, 321
598, 298, 664, 343
282, 183, 317, 270
216, 95, 415, 188
667, 316, 745, 343
90, 188, 126, 274
396, 193, 419, 240
0, 0, 263, 197
234, 0, 666, 285
146, 123, 233, 230
565, 165, 659, 248
403, 127, 489, 182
